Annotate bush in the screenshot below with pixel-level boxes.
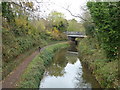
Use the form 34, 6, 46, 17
87, 2, 119, 61
78, 37, 118, 88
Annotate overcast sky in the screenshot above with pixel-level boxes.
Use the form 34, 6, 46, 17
36, 0, 88, 22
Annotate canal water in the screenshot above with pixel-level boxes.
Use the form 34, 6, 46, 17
39, 43, 101, 88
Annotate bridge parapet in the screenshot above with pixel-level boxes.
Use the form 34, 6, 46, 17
64, 31, 84, 35
63, 31, 87, 38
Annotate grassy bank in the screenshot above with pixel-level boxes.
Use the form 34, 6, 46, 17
16, 42, 69, 88
78, 38, 118, 89
2, 40, 67, 80
2, 40, 47, 80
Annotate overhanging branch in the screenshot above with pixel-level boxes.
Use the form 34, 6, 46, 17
62, 6, 93, 23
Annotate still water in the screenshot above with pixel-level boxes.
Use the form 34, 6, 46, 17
39, 45, 100, 88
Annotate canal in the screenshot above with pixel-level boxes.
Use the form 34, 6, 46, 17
39, 43, 101, 88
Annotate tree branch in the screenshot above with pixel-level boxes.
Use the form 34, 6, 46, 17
62, 6, 94, 23
62, 6, 88, 21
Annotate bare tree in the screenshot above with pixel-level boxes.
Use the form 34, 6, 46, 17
62, 5, 93, 23
62, 6, 88, 21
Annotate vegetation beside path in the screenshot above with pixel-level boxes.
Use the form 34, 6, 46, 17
16, 42, 69, 88
2, 2, 67, 80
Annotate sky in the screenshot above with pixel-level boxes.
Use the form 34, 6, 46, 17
35, 0, 88, 22
35, 0, 120, 21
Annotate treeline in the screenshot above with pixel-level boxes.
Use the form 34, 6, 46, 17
2, 2, 50, 78
86, 2, 119, 61
2, 2, 84, 78
2, 2, 47, 63
2, 2, 62, 78
78, 1, 119, 88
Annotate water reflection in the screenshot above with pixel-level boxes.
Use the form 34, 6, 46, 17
39, 48, 101, 88
68, 42, 78, 52
40, 59, 80, 88
45, 49, 68, 77
75, 63, 101, 88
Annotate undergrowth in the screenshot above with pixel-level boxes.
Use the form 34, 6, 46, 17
78, 37, 118, 89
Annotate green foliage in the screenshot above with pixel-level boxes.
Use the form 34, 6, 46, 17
16, 54, 45, 88
31, 19, 46, 31
67, 19, 85, 33
2, 17, 49, 79
87, 2, 120, 60
78, 2, 119, 88
2, 2, 67, 80
83, 22, 95, 37
2, 17, 47, 63
2, 2, 49, 79
40, 42, 69, 66
95, 60, 118, 88
47, 11, 69, 32
17, 42, 69, 88
2, 46, 38, 80
2, 2, 15, 22
78, 38, 118, 88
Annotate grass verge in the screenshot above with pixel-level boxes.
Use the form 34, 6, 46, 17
16, 42, 69, 88
78, 37, 118, 89
2, 46, 39, 80
2, 40, 66, 80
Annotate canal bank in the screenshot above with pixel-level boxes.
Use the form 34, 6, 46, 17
78, 38, 118, 89
39, 45, 101, 88
15, 40, 105, 89
16, 42, 69, 88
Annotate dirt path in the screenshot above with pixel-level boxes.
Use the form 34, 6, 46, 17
2, 41, 68, 89
2, 50, 40, 88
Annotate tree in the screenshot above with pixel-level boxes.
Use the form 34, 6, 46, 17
2, 2, 15, 23
47, 11, 68, 32
87, 2, 119, 60
67, 19, 85, 33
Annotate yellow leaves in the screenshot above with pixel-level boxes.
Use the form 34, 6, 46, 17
52, 27, 59, 33
15, 17, 27, 28
32, 20, 45, 31
46, 30, 51, 34
28, 31, 31, 35
49, 29, 66, 40
47, 28, 60, 37
53, 29, 59, 34
23, 2, 34, 9
27, 28, 36, 36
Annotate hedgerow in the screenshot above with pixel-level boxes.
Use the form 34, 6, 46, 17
87, 2, 120, 61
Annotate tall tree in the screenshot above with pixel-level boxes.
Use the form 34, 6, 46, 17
67, 19, 85, 33
48, 11, 68, 32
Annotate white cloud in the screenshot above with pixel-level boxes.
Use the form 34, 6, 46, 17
37, 0, 88, 21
